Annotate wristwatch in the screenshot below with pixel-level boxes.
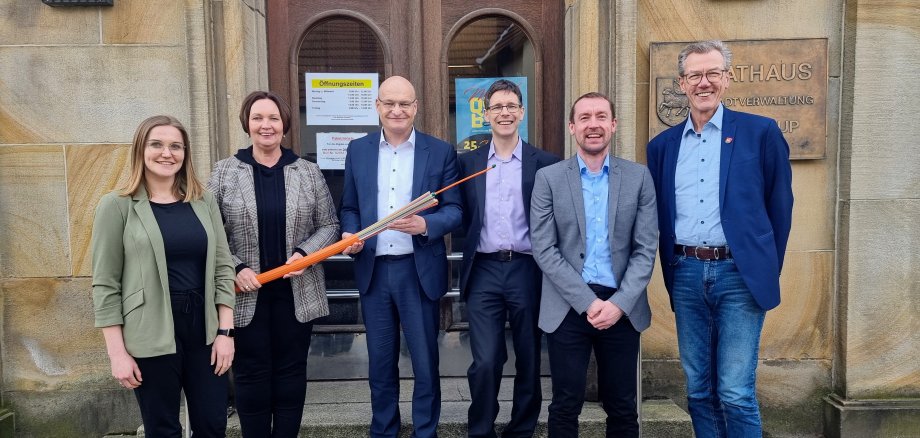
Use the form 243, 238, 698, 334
216, 328, 235, 338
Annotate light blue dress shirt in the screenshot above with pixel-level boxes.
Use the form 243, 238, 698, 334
675, 104, 727, 247
577, 155, 617, 288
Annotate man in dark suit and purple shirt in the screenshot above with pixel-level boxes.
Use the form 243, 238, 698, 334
456, 79, 559, 438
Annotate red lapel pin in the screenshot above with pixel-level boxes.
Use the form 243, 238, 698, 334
725, 137, 733, 144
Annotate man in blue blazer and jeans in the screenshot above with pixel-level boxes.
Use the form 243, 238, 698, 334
340, 75, 462, 438
646, 40, 794, 437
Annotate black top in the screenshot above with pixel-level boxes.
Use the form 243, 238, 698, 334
150, 200, 207, 291
235, 146, 301, 274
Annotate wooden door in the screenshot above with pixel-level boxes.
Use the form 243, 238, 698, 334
266, 0, 563, 379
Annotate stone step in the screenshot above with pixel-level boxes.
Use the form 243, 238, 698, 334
218, 378, 693, 438
224, 399, 692, 437
120, 378, 693, 437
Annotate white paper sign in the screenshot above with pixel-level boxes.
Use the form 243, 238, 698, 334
316, 132, 366, 170
305, 73, 378, 126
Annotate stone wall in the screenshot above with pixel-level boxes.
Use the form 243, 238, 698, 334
825, 0, 920, 436
0, 1, 266, 436
837, 0, 920, 398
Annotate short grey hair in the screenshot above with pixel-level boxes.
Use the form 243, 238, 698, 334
677, 40, 733, 76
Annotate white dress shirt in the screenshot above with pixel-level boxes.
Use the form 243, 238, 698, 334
376, 129, 416, 256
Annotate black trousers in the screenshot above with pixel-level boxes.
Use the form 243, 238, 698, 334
545, 287, 640, 438
466, 255, 542, 438
134, 290, 229, 438
233, 280, 313, 438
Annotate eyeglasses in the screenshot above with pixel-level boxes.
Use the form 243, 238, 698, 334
486, 103, 522, 114
683, 70, 727, 85
377, 99, 417, 110
146, 141, 186, 153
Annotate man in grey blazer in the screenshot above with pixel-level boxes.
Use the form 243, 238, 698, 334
531, 92, 658, 437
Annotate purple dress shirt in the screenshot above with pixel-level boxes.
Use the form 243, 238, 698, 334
477, 139, 531, 254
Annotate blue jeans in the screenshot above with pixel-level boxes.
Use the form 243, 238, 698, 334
672, 257, 765, 438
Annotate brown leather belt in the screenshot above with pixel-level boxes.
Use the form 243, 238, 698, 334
675, 245, 732, 260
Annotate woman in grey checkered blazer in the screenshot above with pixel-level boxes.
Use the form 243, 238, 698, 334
208, 91, 340, 437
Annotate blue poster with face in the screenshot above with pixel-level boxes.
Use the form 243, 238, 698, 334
455, 77, 527, 151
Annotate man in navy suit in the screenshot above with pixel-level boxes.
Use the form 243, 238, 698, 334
340, 75, 462, 438
456, 79, 559, 438
646, 40, 794, 437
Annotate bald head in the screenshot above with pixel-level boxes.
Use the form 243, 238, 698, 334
376, 75, 418, 143
379, 75, 416, 99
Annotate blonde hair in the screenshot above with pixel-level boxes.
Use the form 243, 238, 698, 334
120, 115, 204, 201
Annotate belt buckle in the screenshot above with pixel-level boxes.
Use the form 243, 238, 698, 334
712, 247, 720, 259
498, 250, 513, 262
691, 245, 710, 260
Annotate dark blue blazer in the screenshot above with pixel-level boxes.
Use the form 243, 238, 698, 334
646, 107, 794, 311
339, 130, 463, 301
456, 142, 560, 300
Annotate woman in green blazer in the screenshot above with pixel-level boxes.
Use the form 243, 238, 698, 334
91, 115, 236, 437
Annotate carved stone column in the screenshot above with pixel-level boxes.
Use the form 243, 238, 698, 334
824, 0, 920, 435
564, 0, 639, 402
564, 0, 637, 160
203, 0, 270, 164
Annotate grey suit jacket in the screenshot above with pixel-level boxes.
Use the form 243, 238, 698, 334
208, 155, 340, 327
530, 154, 658, 333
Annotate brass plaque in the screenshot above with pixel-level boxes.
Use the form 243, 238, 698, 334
649, 39, 828, 159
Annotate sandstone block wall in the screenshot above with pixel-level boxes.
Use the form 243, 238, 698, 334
837, 0, 920, 399
0, 1, 267, 435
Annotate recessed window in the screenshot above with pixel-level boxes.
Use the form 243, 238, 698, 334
448, 16, 535, 152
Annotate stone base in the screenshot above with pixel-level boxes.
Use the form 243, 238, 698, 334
0, 408, 14, 438
4, 389, 139, 438
823, 393, 920, 438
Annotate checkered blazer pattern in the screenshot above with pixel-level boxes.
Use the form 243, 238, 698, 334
208, 155, 340, 327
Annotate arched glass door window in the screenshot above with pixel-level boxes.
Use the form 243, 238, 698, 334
297, 16, 385, 162
295, 16, 384, 327
448, 15, 536, 152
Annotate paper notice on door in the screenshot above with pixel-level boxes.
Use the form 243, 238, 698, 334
305, 73, 379, 126
316, 132, 366, 170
